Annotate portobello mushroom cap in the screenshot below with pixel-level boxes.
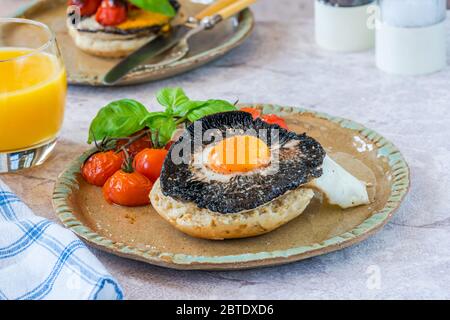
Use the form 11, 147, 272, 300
160, 111, 326, 214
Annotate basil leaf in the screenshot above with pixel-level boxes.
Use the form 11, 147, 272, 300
156, 87, 189, 114
186, 99, 237, 122
140, 111, 169, 126
88, 99, 149, 143
142, 114, 177, 146
129, 0, 176, 17
173, 100, 208, 117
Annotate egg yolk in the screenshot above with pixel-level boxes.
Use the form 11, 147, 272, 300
117, 10, 171, 30
207, 135, 271, 174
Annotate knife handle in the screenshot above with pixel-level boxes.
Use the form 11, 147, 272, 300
215, 0, 257, 20
195, 0, 238, 20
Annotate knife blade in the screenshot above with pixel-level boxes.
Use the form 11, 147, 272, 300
103, 25, 191, 85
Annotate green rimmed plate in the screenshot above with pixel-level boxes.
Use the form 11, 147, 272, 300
53, 105, 410, 270
13, 0, 254, 86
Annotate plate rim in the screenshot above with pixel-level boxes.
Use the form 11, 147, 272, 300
13, 0, 255, 86
52, 104, 410, 270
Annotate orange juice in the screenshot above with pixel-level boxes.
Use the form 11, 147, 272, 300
0, 48, 66, 152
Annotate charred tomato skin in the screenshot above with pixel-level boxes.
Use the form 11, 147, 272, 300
102, 170, 153, 206
68, 0, 102, 16
95, 0, 127, 26
81, 150, 124, 186
133, 148, 168, 182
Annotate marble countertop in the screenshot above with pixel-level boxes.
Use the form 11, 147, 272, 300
2, 0, 450, 299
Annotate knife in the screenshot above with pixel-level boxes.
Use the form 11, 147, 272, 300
103, 0, 238, 85
103, 0, 255, 85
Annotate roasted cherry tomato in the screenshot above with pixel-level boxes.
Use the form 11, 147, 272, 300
260, 114, 288, 130
68, 0, 102, 16
95, 0, 127, 26
103, 170, 153, 206
116, 134, 152, 158
127, 2, 139, 10
240, 107, 262, 120
133, 148, 168, 182
81, 150, 124, 186
164, 141, 174, 151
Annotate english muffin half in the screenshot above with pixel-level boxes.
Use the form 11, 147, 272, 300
150, 179, 315, 240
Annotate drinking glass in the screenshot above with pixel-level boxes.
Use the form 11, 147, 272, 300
0, 18, 66, 172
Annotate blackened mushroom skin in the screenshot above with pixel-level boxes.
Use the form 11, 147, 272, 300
160, 111, 326, 214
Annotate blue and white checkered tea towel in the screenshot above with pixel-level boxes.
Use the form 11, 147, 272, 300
0, 179, 123, 300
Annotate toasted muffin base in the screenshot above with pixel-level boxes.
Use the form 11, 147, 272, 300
150, 179, 314, 240
67, 22, 156, 58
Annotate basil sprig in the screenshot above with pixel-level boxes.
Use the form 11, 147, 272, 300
88, 87, 237, 147
155, 87, 236, 122
129, 0, 176, 17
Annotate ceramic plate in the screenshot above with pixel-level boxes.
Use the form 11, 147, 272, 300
53, 105, 410, 270
13, 0, 254, 86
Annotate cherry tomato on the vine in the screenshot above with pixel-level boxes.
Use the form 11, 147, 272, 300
95, 0, 127, 26
164, 141, 174, 151
116, 134, 152, 158
68, 0, 101, 16
240, 107, 262, 120
127, 2, 139, 11
260, 114, 288, 130
133, 148, 168, 182
240, 107, 288, 129
102, 170, 153, 206
81, 150, 124, 186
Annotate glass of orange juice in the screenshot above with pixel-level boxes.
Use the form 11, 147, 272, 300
0, 18, 66, 173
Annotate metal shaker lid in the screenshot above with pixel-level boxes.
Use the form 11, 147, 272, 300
317, 0, 375, 7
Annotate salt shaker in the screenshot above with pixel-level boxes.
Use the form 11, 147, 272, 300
315, 0, 376, 52
376, 0, 447, 75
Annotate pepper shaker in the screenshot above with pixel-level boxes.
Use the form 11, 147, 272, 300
315, 0, 376, 52
376, 0, 447, 75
